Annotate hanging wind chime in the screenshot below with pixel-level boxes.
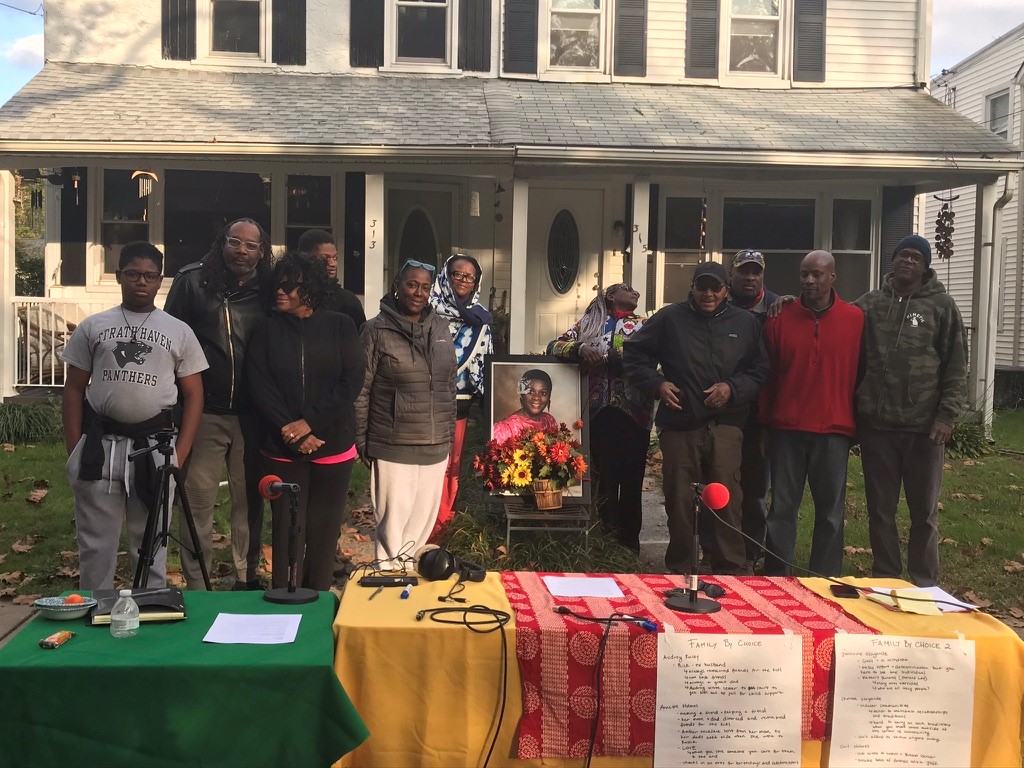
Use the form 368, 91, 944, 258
131, 170, 158, 199
933, 192, 958, 261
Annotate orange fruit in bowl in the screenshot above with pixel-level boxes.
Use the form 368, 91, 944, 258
64, 594, 85, 605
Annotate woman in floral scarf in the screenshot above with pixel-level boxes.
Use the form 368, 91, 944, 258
428, 254, 493, 539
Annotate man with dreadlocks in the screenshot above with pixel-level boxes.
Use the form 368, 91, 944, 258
548, 284, 652, 552
164, 218, 273, 591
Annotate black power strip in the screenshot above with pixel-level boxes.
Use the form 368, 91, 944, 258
358, 576, 418, 587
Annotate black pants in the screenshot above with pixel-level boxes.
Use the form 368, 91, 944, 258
590, 407, 649, 552
265, 457, 355, 591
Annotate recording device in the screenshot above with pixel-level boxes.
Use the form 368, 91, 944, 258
258, 475, 300, 501
666, 482, 731, 615
830, 584, 861, 599
359, 575, 418, 587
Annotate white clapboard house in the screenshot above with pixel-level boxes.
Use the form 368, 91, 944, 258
0, 0, 1019, 427
923, 22, 1024, 410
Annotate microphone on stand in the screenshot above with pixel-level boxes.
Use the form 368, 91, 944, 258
665, 482, 731, 615
258, 474, 318, 605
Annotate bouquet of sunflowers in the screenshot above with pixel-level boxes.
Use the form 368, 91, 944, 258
473, 422, 588, 494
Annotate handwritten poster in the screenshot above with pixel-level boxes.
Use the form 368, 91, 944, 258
655, 633, 802, 768
831, 635, 975, 767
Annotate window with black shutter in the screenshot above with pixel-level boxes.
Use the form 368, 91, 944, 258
685, 0, 718, 79
162, 0, 196, 61
614, 0, 647, 77
272, 0, 306, 65
351, 0, 385, 67
793, 0, 826, 82
458, 0, 491, 72
504, 0, 538, 74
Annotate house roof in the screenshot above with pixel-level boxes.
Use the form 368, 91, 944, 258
0, 63, 1018, 161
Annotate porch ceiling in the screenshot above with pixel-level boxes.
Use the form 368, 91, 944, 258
0, 63, 1019, 172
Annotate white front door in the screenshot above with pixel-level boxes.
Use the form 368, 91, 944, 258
525, 188, 605, 354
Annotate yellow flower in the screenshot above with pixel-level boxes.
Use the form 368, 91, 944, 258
512, 465, 533, 486
512, 448, 528, 464
500, 467, 516, 487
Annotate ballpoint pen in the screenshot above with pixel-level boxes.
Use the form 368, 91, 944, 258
369, 585, 384, 600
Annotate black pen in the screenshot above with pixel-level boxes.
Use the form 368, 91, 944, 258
368, 585, 384, 601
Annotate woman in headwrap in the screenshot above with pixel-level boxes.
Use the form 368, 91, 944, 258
492, 368, 559, 446
548, 284, 652, 552
428, 254, 493, 537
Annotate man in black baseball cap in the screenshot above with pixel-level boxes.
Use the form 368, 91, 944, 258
624, 260, 769, 575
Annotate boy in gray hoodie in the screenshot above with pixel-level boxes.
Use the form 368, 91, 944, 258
854, 234, 968, 587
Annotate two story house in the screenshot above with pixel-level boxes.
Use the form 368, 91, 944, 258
0, 0, 1019, 424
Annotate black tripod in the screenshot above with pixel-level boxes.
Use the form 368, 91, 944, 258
129, 430, 212, 591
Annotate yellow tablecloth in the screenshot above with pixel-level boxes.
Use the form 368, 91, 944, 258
333, 575, 1024, 767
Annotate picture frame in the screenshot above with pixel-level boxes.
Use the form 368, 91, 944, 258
483, 354, 591, 503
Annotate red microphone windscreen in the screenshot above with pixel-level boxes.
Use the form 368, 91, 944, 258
258, 474, 283, 501
701, 482, 730, 510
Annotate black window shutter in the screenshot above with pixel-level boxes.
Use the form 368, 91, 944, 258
350, 0, 384, 68
459, 0, 491, 72
614, 0, 647, 77
685, 0, 718, 79
646, 184, 660, 310
161, 0, 196, 61
880, 186, 915, 278
272, 0, 306, 65
793, 0, 826, 82
503, 0, 538, 75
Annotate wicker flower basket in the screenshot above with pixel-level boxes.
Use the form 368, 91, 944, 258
531, 479, 564, 510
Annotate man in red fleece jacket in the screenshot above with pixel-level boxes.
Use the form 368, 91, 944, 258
760, 251, 864, 577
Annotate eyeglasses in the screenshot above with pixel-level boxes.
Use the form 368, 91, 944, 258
119, 269, 162, 283
894, 250, 926, 264
693, 279, 726, 292
225, 236, 262, 254
401, 259, 436, 274
450, 270, 477, 283
277, 280, 300, 294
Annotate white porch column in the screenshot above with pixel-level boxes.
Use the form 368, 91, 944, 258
0, 172, 16, 399
970, 181, 999, 434
630, 178, 651, 315
363, 174, 386, 310
509, 178, 529, 354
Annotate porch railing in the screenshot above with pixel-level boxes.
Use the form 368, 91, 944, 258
12, 298, 109, 387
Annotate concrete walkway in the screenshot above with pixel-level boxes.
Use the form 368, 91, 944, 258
0, 601, 36, 650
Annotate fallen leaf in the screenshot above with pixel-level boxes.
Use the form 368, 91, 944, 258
846, 482, 854, 489
25, 489, 47, 504
0, 587, 15, 599
12, 594, 40, 605
338, 549, 356, 560
963, 459, 976, 466
55, 565, 78, 578
939, 537, 957, 545
963, 590, 993, 608
1008, 606, 1024, 619
167, 572, 186, 587
981, 537, 994, 547
937, 502, 945, 511
20, 576, 33, 586
1008, 485, 1022, 491
211, 533, 229, 550
353, 533, 370, 542
0, 571, 22, 584
1, 444, 13, 452
943, 463, 953, 470
843, 546, 871, 556
1003, 561, 1024, 573
495, 545, 507, 555
59, 550, 78, 561
968, 494, 984, 502
11, 538, 39, 553
950, 493, 967, 499
262, 544, 274, 572
32, 479, 49, 489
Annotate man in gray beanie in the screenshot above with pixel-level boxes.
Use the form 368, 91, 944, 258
853, 234, 967, 586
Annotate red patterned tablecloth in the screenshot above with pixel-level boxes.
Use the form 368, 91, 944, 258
500, 572, 878, 760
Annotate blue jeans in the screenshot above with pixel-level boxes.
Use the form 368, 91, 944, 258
764, 430, 851, 577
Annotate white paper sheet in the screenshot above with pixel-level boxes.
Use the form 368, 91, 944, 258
542, 576, 624, 598
202, 613, 302, 644
867, 586, 978, 612
655, 633, 803, 768
831, 634, 975, 768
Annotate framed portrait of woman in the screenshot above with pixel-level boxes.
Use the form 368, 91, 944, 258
484, 354, 590, 502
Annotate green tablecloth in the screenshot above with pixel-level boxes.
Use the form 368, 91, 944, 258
0, 591, 368, 768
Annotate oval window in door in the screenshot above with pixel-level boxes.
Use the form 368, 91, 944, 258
397, 207, 439, 267
547, 209, 580, 294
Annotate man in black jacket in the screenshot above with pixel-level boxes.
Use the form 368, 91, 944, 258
164, 218, 272, 591
297, 229, 366, 330
624, 262, 769, 575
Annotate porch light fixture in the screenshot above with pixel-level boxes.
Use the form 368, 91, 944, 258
131, 170, 159, 199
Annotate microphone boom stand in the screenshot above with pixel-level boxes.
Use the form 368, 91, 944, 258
665, 487, 721, 614
264, 485, 318, 604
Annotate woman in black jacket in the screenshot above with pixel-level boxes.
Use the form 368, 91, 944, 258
247, 253, 366, 590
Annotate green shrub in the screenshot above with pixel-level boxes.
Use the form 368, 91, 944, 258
946, 421, 991, 459
0, 400, 64, 444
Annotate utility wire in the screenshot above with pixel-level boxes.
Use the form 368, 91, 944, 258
0, 2, 42, 16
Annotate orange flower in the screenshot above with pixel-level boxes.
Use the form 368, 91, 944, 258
572, 455, 588, 478
573, 419, 584, 430
550, 441, 571, 464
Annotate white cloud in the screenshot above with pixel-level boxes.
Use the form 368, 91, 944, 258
1, 33, 42, 68
931, 1, 1024, 75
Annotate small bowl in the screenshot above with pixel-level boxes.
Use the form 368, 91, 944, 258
34, 596, 98, 621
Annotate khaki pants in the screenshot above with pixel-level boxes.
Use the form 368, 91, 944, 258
179, 413, 264, 588
370, 457, 447, 568
660, 424, 745, 574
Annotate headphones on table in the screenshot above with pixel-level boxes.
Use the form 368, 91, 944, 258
415, 545, 487, 583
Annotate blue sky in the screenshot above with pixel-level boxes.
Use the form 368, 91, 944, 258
1, 1, 1024, 107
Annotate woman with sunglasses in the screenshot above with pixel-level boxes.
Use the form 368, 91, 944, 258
355, 260, 457, 570
427, 254, 493, 540
548, 284, 653, 552
246, 253, 365, 590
